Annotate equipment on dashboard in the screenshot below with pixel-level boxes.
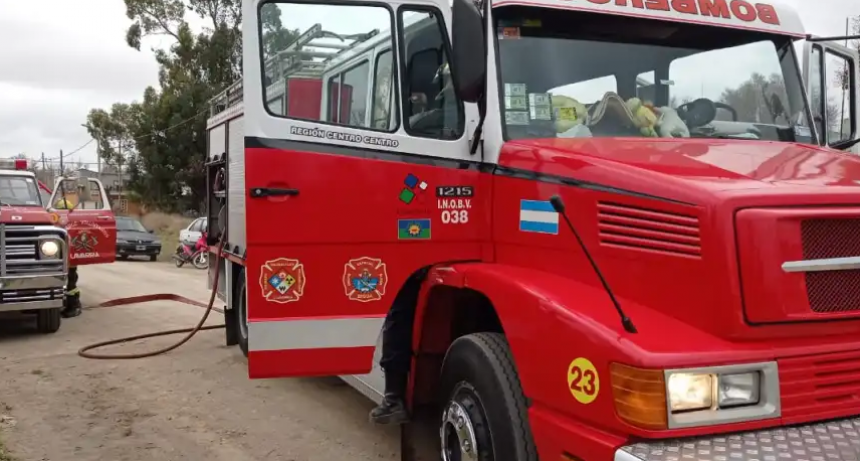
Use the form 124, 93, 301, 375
585, 93, 642, 137
676, 98, 718, 129
626, 97, 659, 137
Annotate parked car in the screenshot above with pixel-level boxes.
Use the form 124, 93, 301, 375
179, 217, 207, 246
116, 216, 162, 261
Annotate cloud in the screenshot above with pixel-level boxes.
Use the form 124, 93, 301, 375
0, 0, 161, 164
1, 0, 858, 167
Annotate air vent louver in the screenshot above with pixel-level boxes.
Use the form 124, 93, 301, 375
597, 202, 701, 258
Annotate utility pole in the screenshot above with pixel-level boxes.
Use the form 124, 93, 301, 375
96, 141, 102, 181
41, 152, 46, 170
59, 149, 64, 173
118, 138, 123, 196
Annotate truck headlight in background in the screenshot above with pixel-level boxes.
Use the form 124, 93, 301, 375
611, 361, 779, 430
40, 240, 61, 258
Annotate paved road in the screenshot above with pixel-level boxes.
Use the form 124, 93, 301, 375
0, 261, 412, 461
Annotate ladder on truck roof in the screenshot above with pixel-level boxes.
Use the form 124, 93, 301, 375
208, 23, 380, 119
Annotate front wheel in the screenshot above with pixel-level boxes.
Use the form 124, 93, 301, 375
235, 270, 249, 357
36, 308, 61, 334
438, 333, 538, 461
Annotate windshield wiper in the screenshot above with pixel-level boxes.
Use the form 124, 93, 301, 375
832, 138, 860, 150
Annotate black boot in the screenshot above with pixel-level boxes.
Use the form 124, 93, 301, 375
61, 294, 82, 318
369, 371, 409, 425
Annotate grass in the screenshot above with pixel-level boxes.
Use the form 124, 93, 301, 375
136, 212, 196, 262
0, 440, 13, 461
0, 431, 14, 461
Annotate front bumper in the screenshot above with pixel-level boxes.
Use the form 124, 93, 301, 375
117, 243, 161, 256
0, 274, 66, 312
617, 417, 860, 461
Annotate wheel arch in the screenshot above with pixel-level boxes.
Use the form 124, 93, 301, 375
410, 262, 626, 410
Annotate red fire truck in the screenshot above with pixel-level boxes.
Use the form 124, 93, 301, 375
0, 158, 67, 332
206, 0, 860, 458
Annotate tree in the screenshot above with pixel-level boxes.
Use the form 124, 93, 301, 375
86, 0, 305, 213
86, 0, 243, 212
260, 4, 300, 58
718, 72, 842, 127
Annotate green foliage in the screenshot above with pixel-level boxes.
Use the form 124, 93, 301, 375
86, 0, 299, 213
260, 5, 300, 57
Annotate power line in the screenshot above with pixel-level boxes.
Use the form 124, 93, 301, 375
17, 104, 211, 162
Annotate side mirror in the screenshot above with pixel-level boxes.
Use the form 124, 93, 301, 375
451, 0, 485, 103
148, 229, 154, 234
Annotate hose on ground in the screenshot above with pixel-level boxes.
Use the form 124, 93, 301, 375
77, 236, 228, 360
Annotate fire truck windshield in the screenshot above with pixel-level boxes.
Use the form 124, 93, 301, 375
0, 175, 43, 207
494, 7, 815, 144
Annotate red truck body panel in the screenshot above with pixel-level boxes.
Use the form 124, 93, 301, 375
242, 134, 860, 444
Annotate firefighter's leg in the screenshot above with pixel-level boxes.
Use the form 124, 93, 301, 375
62, 267, 82, 318
370, 272, 424, 425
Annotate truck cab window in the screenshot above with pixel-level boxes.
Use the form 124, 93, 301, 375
807, 46, 825, 141
372, 49, 397, 130
328, 61, 371, 126
259, 1, 396, 131
495, 8, 813, 143
400, 9, 464, 140
824, 51, 854, 145
53, 178, 106, 210
0, 177, 41, 206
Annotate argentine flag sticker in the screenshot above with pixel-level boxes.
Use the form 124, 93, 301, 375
519, 200, 559, 235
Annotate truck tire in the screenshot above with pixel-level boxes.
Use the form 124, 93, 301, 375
438, 333, 538, 461
235, 270, 249, 358
36, 308, 61, 334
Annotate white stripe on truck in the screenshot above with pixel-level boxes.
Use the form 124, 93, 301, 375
248, 316, 385, 351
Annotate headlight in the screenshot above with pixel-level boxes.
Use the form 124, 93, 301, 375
611, 361, 779, 430
718, 372, 761, 408
40, 240, 60, 258
117, 239, 128, 244
667, 373, 713, 411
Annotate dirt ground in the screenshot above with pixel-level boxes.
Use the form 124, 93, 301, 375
0, 261, 417, 461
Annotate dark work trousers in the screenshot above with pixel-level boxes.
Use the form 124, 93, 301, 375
65, 267, 81, 310
379, 270, 427, 379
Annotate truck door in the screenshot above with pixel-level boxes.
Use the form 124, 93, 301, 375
242, 0, 482, 378
48, 177, 117, 265
803, 40, 859, 153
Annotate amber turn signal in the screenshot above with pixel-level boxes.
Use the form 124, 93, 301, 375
610, 363, 668, 430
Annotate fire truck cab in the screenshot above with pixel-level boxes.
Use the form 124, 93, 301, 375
207, 0, 860, 459
0, 159, 69, 333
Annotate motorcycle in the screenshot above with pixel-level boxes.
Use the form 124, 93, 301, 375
173, 232, 208, 269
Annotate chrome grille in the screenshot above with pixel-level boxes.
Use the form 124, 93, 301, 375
0, 287, 64, 303
0, 224, 66, 276
801, 218, 860, 313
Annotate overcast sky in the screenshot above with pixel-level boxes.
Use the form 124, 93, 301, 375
1, 0, 858, 169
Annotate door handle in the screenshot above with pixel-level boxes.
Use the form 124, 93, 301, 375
249, 187, 299, 198
97, 216, 112, 220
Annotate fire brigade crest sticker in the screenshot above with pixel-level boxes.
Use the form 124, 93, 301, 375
342, 257, 388, 303
259, 258, 306, 304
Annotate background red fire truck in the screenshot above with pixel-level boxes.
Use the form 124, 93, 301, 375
0, 158, 69, 332
204, 0, 860, 459
0, 158, 117, 329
